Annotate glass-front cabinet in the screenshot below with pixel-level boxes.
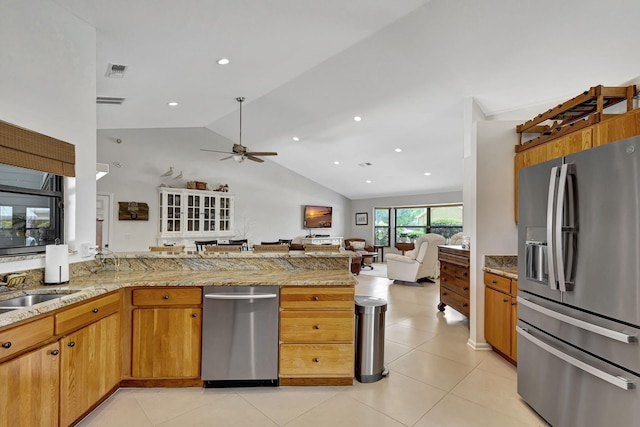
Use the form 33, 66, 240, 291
158, 188, 234, 239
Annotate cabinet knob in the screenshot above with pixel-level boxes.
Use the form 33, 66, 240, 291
462, 303, 468, 307
1, 342, 11, 349
51, 349, 59, 356
68, 341, 76, 347
314, 358, 320, 363
313, 296, 319, 301
463, 287, 468, 291
492, 280, 497, 284
314, 325, 320, 330
443, 277, 448, 282
463, 272, 468, 277
512, 302, 517, 306
503, 298, 509, 303
192, 313, 198, 318
442, 292, 448, 296
92, 308, 99, 313
163, 295, 170, 300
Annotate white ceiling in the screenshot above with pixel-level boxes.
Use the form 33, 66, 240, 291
55, 0, 640, 200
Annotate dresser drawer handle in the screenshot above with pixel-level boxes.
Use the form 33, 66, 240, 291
314, 358, 320, 363
463, 287, 468, 291
442, 292, 448, 296
192, 313, 198, 318
463, 303, 468, 307
163, 295, 170, 300
314, 325, 321, 330
2, 342, 11, 349
68, 341, 76, 347
92, 308, 99, 313
313, 296, 319, 301
492, 280, 497, 284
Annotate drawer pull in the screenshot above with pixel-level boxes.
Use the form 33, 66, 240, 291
2, 342, 11, 349
92, 308, 99, 313
192, 313, 198, 318
503, 298, 509, 303
163, 295, 169, 300
492, 280, 497, 284
51, 349, 59, 356
512, 302, 517, 306
68, 341, 76, 347
463, 287, 468, 291
314, 325, 321, 330
442, 292, 448, 296
313, 296, 319, 301
314, 358, 320, 363
463, 303, 468, 307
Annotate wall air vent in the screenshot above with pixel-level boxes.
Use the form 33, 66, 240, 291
105, 63, 128, 78
96, 97, 126, 105
358, 162, 373, 167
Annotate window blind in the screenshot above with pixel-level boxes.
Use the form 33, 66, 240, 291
0, 120, 76, 177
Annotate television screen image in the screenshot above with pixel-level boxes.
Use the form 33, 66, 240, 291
304, 205, 332, 228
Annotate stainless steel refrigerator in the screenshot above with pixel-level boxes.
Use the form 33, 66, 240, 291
517, 135, 640, 427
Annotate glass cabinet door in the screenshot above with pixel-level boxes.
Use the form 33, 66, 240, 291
202, 194, 217, 232
186, 194, 201, 232
219, 196, 231, 231
165, 192, 181, 233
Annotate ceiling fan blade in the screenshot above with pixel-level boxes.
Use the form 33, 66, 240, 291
219, 155, 233, 161
201, 148, 234, 154
245, 151, 278, 156
246, 155, 264, 163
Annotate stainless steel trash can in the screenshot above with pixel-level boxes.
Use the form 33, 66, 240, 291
355, 295, 387, 383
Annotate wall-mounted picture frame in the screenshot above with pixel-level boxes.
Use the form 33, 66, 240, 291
355, 212, 368, 226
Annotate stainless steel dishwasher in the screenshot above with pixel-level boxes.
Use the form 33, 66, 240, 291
201, 285, 279, 387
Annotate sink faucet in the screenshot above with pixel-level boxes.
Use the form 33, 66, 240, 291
94, 250, 120, 272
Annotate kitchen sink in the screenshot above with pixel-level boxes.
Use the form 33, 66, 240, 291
0, 308, 14, 315
0, 292, 80, 309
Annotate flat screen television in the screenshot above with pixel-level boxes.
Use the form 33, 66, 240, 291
304, 205, 332, 228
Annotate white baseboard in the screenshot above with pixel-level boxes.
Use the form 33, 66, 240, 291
467, 338, 492, 351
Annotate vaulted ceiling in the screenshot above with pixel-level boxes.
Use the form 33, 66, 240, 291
55, 0, 640, 199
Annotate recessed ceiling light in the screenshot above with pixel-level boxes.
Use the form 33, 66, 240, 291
354, 116, 362, 122
366, 180, 372, 184
395, 148, 402, 153
292, 137, 300, 142
217, 58, 230, 65
424, 172, 431, 176
167, 101, 179, 106
334, 161, 340, 165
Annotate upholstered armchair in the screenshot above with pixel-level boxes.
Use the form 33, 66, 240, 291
449, 232, 463, 246
386, 233, 446, 282
345, 238, 375, 269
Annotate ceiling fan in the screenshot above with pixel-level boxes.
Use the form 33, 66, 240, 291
200, 97, 278, 163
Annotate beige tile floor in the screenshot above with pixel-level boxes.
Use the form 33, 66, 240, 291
78, 265, 548, 427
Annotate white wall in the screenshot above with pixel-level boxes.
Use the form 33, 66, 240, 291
96, 128, 350, 251
0, 0, 96, 274
464, 96, 520, 349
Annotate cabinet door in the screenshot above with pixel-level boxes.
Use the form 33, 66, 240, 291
218, 196, 233, 231
484, 287, 511, 356
201, 194, 217, 232
59, 313, 120, 427
185, 193, 201, 232
0, 342, 59, 427
132, 308, 202, 378
161, 190, 183, 234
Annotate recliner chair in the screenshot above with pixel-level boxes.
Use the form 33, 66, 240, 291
386, 233, 446, 282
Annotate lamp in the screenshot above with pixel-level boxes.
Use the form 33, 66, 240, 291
96, 163, 109, 180
233, 154, 245, 163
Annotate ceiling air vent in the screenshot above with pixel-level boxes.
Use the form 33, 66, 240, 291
96, 97, 126, 105
105, 63, 128, 78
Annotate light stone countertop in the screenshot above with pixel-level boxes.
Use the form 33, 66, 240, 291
0, 252, 356, 329
483, 255, 518, 280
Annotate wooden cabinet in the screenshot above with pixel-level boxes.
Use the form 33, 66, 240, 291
484, 272, 518, 363
437, 246, 470, 318
59, 313, 121, 426
279, 286, 354, 386
130, 287, 202, 379
158, 188, 234, 241
0, 341, 60, 427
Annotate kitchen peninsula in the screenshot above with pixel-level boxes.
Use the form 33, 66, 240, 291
0, 251, 357, 427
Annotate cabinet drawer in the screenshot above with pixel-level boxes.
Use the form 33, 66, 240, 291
438, 249, 469, 267
279, 343, 354, 376
0, 316, 54, 360
441, 274, 470, 298
280, 311, 354, 342
484, 272, 511, 294
440, 287, 469, 318
280, 287, 354, 310
132, 288, 202, 306
55, 292, 120, 335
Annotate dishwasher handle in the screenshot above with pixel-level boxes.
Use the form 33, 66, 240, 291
204, 293, 278, 300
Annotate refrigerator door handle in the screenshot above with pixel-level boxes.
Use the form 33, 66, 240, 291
518, 297, 637, 343
547, 166, 559, 290
516, 326, 635, 390
555, 163, 569, 292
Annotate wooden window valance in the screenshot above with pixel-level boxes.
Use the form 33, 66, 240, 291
0, 120, 76, 177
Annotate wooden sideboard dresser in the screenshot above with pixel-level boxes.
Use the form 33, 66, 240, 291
437, 245, 470, 318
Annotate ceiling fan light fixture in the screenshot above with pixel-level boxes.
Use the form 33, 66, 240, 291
217, 58, 230, 65
233, 154, 245, 163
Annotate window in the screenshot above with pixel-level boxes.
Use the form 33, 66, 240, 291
0, 164, 63, 255
373, 204, 463, 246
373, 208, 390, 246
